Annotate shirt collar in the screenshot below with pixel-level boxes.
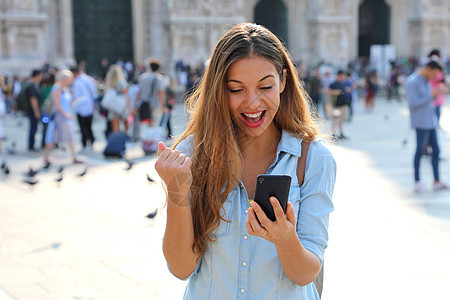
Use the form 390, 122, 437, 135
276, 130, 303, 158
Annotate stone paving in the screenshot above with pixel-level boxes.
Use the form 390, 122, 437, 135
0, 96, 449, 299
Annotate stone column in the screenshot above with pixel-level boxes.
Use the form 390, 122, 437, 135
132, 0, 144, 65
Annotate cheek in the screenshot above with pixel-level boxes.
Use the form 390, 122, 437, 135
228, 94, 242, 114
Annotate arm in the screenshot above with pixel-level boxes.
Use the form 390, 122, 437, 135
246, 142, 336, 286
155, 142, 200, 279
122, 87, 133, 114
72, 80, 83, 103
159, 89, 167, 112
247, 200, 320, 286
406, 81, 432, 111
30, 96, 40, 119
431, 85, 447, 98
135, 91, 141, 110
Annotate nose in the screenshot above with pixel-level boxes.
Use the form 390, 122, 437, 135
245, 89, 261, 109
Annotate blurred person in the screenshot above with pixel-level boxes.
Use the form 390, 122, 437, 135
39, 73, 56, 149
305, 68, 322, 115
124, 60, 134, 80
104, 65, 132, 133
0, 81, 5, 152
136, 59, 166, 125
405, 61, 448, 192
432, 73, 446, 124
71, 66, 98, 151
127, 78, 140, 141
162, 74, 176, 139
387, 66, 401, 102
43, 70, 82, 164
329, 70, 349, 139
155, 23, 336, 299
344, 71, 357, 121
11, 75, 22, 112
99, 58, 109, 81
321, 69, 334, 118
25, 69, 43, 152
0, 76, 13, 113
364, 70, 378, 111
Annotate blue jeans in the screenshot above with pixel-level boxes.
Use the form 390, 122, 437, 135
435, 106, 441, 123
414, 129, 440, 182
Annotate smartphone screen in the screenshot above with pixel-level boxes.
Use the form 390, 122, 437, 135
254, 174, 291, 222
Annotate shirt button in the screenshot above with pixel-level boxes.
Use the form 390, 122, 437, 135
242, 261, 247, 266
243, 235, 248, 240
244, 209, 248, 214
240, 288, 245, 294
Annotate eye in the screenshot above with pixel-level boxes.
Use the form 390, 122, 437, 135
260, 86, 272, 90
229, 89, 243, 93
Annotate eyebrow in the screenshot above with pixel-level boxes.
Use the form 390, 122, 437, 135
227, 74, 274, 83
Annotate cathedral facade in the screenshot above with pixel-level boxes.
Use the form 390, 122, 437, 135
0, 0, 449, 76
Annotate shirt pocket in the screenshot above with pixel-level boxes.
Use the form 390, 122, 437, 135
211, 190, 236, 238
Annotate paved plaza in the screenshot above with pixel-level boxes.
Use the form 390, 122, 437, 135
1, 96, 450, 299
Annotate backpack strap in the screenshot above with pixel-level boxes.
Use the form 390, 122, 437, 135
297, 141, 310, 186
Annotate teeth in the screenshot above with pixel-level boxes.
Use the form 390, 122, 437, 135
243, 112, 262, 118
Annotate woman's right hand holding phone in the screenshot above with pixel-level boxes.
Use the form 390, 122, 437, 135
155, 142, 192, 207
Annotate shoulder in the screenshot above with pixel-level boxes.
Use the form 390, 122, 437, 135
118, 80, 128, 89
307, 139, 336, 169
51, 84, 62, 93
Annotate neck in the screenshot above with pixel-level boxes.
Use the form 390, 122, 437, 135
418, 68, 429, 79
239, 123, 281, 158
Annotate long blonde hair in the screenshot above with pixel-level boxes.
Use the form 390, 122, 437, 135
174, 23, 319, 257
104, 64, 125, 89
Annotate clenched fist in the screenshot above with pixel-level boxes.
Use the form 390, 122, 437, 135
155, 142, 193, 207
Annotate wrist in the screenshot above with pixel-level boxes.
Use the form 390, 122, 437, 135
275, 231, 301, 251
167, 186, 191, 208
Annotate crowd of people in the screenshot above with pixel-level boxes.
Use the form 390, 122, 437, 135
0, 43, 448, 194
0, 58, 181, 162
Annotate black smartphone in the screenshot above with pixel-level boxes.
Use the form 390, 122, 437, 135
254, 174, 291, 222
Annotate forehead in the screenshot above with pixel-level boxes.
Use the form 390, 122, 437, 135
227, 56, 277, 78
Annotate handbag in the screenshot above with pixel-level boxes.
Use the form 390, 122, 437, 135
101, 88, 128, 118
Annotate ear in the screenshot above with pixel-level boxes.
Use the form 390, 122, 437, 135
279, 69, 287, 94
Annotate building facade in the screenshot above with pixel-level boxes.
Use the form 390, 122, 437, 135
0, 0, 449, 76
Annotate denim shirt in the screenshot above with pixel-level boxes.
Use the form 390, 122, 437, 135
174, 131, 336, 300
405, 72, 437, 130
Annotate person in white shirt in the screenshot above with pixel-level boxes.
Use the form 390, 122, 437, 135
70, 67, 98, 150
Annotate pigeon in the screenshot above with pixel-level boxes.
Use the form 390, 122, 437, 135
3, 166, 10, 176
27, 167, 38, 177
77, 168, 87, 177
23, 179, 39, 186
57, 166, 64, 174
1, 161, 5, 169
43, 161, 52, 170
124, 160, 135, 171
55, 175, 63, 184
145, 209, 158, 219
146, 173, 155, 183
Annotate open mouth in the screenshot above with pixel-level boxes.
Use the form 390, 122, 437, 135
241, 110, 266, 128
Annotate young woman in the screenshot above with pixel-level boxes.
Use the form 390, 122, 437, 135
44, 70, 82, 164
104, 65, 132, 133
156, 23, 336, 299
